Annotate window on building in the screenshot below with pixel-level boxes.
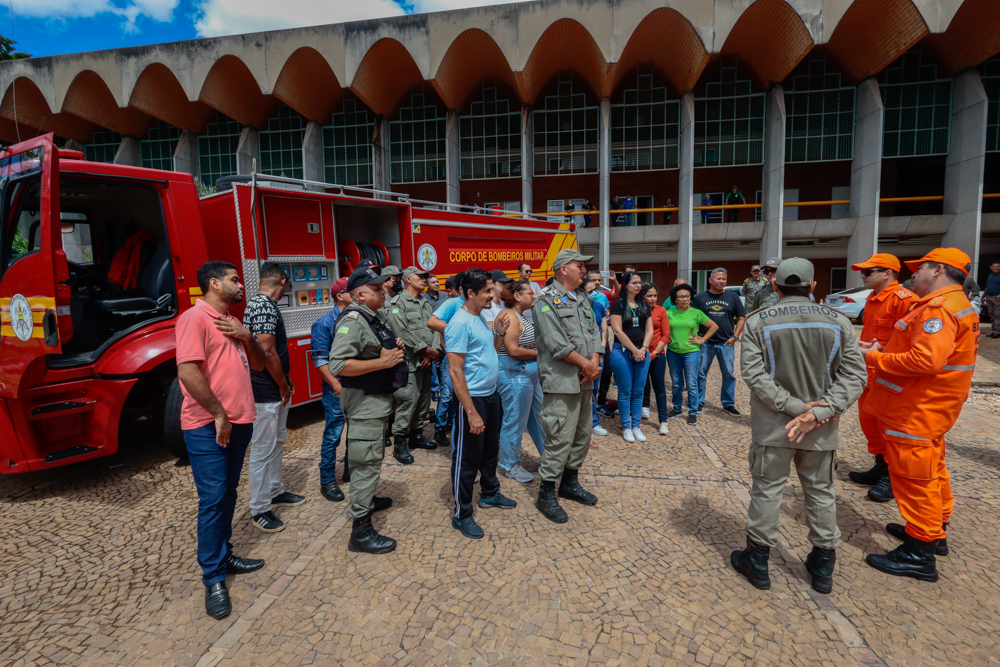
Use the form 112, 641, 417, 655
390, 92, 446, 184
880, 51, 952, 158
259, 103, 307, 179
140, 120, 181, 171
785, 60, 855, 163
611, 73, 679, 172
984, 56, 1000, 154
830, 267, 847, 293
199, 113, 241, 189
695, 67, 765, 167
533, 79, 599, 176
84, 129, 122, 163
460, 87, 521, 180
323, 99, 374, 187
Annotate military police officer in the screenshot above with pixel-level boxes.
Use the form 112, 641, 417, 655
327, 266, 408, 554
384, 266, 441, 463
749, 257, 782, 311
532, 248, 603, 523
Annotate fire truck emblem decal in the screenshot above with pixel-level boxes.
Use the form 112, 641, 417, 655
10, 294, 33, 341
417, 244, 437, 272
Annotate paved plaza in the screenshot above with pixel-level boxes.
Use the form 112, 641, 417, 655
2, 337, 1000, 667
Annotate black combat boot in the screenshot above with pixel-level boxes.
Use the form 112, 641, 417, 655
372, 496, 392, 512
804, 546, 836, 594
558, 468, 598, 505
867, 474, 894, 503
886, 522, 949, 556
536, 480, 568, 523
849, 454, 887, 486
408, 428, 437, 450
730, 537, 771, 590
865, 534, 939, 582
347, 515, 397, 554
392, 434, 414, 464
320, 480, 344, 502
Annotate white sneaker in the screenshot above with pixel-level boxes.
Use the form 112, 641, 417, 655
592, 425, 608, 436
641, 407, 650, 419
632, 427, 647, 442
623, 428, 635, 443
659, 421, 670, 436
505, 464, 534, 483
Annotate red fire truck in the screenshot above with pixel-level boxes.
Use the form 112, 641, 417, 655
0, 135, 578, 473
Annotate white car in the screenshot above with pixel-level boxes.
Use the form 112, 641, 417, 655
825, 287, 872, 322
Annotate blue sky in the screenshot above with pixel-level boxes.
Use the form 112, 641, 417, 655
6, 0, 529, 59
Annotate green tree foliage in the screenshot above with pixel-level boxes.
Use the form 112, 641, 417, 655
0, 35, 30, 61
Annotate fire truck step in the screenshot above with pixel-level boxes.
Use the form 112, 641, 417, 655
30, 401, 96, 420
44, 445, 99, 463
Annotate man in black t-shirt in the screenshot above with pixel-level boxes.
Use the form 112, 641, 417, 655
693, 268, 746, 416
244, 262, 305, 534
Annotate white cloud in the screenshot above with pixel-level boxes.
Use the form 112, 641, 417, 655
193, 0, 406, 38
10, 0, 178, 32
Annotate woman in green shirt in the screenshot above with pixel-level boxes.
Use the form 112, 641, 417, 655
665, 284, 719, 425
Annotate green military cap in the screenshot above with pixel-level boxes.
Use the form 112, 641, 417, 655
401, 265, 429, 280
763, 257, 782, 268
553, 248, 594, 270
776, 258, 814, 286
381, 265, 402, 277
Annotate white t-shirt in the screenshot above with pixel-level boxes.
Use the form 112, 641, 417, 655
483, 301, 504, 325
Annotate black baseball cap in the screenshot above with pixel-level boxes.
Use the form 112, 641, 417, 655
490, 269, 512, 283
346, 266, 391, 292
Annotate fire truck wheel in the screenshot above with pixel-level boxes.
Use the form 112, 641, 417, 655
164, 377, 188, 460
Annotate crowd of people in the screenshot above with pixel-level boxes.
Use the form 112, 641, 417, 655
174, 245, 982, 620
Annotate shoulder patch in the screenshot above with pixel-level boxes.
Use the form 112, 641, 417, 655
336, 325, 350, 335
542, 286, 557, 296
930, 297, 944, 306
896, 290, 910, 299
540, 304, 551, 313
923, 318, 943, 333
347, 311, 359, 319
391, 295, 400, 303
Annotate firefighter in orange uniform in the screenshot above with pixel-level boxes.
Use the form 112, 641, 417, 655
861, 248, 979, 582
847, 254, 914, 503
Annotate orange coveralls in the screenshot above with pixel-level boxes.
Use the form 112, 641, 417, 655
857, 281, 914, 455
866, 285, 979, 541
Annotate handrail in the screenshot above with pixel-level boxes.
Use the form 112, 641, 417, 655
405, 197, 555, 222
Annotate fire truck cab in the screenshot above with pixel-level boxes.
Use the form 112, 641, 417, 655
0, 134, 577, 473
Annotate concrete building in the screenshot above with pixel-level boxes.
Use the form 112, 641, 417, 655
1, 0, 998, 296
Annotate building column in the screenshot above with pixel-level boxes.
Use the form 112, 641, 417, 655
236, 127, 259, 175
302, 121, 324, 191
113, 137, 140, 166
677, 91, 695, 283
761, 85, 786, 263
846, 78, 884, 289
599, 98, 611, 272
372, 116, 391, 194
942, 69, 988, 277
445, 110, 461, 209
521, 107, 533, 216
173, 131, 199, 181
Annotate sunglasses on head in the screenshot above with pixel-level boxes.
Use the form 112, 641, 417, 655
861, 268, 889, 277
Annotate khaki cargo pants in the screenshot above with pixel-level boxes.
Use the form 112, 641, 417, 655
746, 442, 841, 550
392, 361, 432, 436
346, 417, 388, 519
539, 391, 593, 482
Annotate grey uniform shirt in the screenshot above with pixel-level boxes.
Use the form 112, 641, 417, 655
740, 296, 866, 450
383, 291, 441, 370
750, 283, 778, 311
532, 280, 602, 394
327, 304, 394, 420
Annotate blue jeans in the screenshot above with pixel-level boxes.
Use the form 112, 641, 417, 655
609, 344, 651, 430
698, 342, 736, 409
184, 421, 253, 586
430, 359, 440, 394
668, 349, 700, 414
592, 360, 603, 427
319, 388, 345, 485
496, 356, 545, 469
435, 353, 457, 432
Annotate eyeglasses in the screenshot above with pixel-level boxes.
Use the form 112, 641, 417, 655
860, 268, 889, 277
522, 269, 532, 274
762, 268, 777, 275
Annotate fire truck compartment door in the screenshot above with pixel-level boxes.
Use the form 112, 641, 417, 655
0, 135, 69, 399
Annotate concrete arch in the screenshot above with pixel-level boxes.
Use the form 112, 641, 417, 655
922, 0, 1000, 75
718, 0, 815, 88
606, 7, 709, 98
0, 77, 97, 143
826, 0, 929, 83
198, 54, 277, 130
128, 63, 218, 134
432, 29, 519, 112
518, 18, 607, 105
271, 47, 343, 124
350, 38, 426, 118
60, 70, 153, 138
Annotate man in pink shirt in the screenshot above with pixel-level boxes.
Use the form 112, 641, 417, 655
176, 261, 266, 620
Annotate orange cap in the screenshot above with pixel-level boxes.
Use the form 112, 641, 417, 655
851, 253, 901, 272
904, 248, 972, 276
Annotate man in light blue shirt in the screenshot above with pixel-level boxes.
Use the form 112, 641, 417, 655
428, 273, 465, 446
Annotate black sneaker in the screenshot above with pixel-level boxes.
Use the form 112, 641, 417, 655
666, 409, 682, 420
452, 515, 485, 539
252, 511, 285, 533
271, 492, 306, 507
596, 404, 615, 419
687, 414, 698, 425
724, 406, 741, 416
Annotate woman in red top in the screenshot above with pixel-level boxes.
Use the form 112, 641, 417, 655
641, 283, 671, 435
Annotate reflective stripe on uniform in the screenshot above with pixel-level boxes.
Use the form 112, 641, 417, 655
885, 429, 930, 441
761, 322, 841, 380
954, 307, 976, 319
896, 320, 908, 329
876, 377, 903, 392
942, 364, 975, 371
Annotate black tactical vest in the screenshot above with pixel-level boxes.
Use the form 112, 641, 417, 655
335, 306, 408, 395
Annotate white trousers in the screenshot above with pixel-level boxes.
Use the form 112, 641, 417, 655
248, 401, 289, 516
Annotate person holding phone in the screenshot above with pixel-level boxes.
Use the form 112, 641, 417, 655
609, 271, 654, 442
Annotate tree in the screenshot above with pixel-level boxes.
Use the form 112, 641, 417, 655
0, 36, 30, 61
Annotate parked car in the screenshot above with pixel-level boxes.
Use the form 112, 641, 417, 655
825, 287, 872, 322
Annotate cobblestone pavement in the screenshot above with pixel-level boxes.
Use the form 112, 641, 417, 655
3, 337, 1000, 667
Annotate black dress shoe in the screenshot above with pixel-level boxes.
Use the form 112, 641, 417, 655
849, 454, 887, 486
321, 481, 345, 502
408, 429, 437, 450
434, 429, 450, 447
804, 546, 836, 594
558, 468, 597, 506
865, 534, 939, 582
886, 522, 949, 556
393, 435, 414, 464
347, 516, 397, 554
271, 492, 306, 507
373, 496, 393, 512
226, 554, 265, 575
731, 537, 771, 590
205, 582, 231, 619
867, 474, 894, 503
